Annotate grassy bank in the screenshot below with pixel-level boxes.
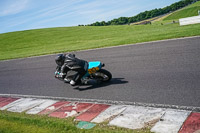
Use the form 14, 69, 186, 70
0, 111, 152, 133
164, 1, 200, 20
0, 23, 200, 60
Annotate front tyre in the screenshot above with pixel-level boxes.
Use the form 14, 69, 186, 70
93, 69, 112, 82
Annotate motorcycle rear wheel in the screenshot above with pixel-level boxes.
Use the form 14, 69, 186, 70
93, 69, 112, 82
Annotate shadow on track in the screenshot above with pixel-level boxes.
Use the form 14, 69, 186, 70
73, 78, 128, 91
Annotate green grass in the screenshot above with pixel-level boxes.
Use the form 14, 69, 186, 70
0, 23, 200, 60
164, 1, 200, 20
0, 111, 152, 133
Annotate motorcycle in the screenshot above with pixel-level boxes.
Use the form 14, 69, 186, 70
55, 61, 112, 85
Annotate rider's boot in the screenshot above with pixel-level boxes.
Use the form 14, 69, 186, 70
70, 80, 76, 86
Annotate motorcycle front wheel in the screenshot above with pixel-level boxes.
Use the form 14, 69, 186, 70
93, 69, 112, 82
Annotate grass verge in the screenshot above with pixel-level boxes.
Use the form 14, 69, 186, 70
0, 23, 200, 60
0, 110, 152, 133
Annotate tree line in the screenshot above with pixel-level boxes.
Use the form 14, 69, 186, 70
79, 0, 199, 26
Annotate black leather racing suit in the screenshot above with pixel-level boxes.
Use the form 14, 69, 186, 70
59, 54, 88, 85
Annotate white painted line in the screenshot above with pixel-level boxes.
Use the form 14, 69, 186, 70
26, 99, 58, 114
7, 98, 45, 113
151, 109, 191, 133
1, 36, 199, 62
0, 98, 26, 110
91, 105, 127, 123
79, 36, 200, 53
109, 106, 165, 129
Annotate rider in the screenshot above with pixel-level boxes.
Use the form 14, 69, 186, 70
55, 53, 88, 86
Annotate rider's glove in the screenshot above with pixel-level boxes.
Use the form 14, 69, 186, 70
59, 73, 66, 78
55, 71, 59, 75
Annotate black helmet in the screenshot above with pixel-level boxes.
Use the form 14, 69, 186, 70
67, 53, 75, 58
55, 54, 65, 66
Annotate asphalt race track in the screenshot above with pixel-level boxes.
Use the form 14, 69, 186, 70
0, 37, 200, 108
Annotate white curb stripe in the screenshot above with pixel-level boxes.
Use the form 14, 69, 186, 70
109, 106, 165, 129
91, 105, 127, 123
7, 98, 45, 113
26, 99, 58, 114
151, 109, 191, 133
0, 98, 26, 110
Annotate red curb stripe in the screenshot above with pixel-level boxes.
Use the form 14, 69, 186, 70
49, 102, 93, 118
0, 97, 9, 103
76, 104, 110, 122
39, 101, 70, 115
179, 112, 200, 133
0, 98, 19, 108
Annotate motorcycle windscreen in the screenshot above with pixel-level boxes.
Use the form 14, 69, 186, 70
87, 61, 102, 75
88, 61, 101, 69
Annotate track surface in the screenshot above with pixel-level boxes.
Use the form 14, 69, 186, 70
0, 37, 200, 107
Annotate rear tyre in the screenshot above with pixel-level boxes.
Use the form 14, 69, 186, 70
93, 69, 112, 82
